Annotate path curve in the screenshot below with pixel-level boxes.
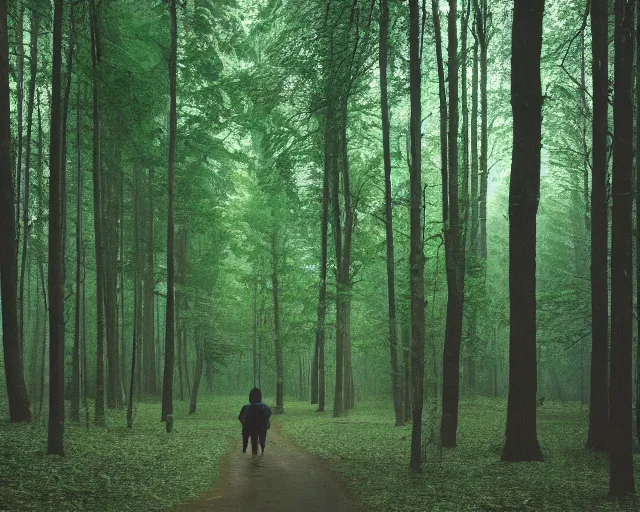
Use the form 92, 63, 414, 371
173, 430, 365, 512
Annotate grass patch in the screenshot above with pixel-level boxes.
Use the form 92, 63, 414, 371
278, 398, 640, 512
0, 396, 241, 511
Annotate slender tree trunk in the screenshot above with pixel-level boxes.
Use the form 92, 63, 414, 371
272, 230, 284, 414
476, 0, 488, 262
71, 83, 82, 423
408, 0, 425, 471
461, 0, 474, 393
143, 167, 156, 396
89, 0, 105, 427
189, 332, 204, 415
587, 0, 610, 453
636, 0, 640, 446
14, 3, 23, 263
127, 290, 139, 429
253, 281, 258, 388
501, 0, 544, 463
609, 0, 635, 495
37, 260, 47, 418
19, 9, 40, 361
470, 20, 479, 258
47, 0, 65, 457
380, 0, 403, 426
441, 0, 465, 449
403, 325, 412, 423
0, 0, 31, 423
162, 0, 178, 423
313, 145, 330, 410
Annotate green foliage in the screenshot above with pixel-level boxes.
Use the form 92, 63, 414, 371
0, 398, 240, 511
279, 399, 640, 511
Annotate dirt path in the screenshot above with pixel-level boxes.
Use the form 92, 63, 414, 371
173, 431, 365, 512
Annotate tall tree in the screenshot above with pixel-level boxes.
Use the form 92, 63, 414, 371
272, 228, 284, 414
636, 0, 640, 446
380, 0, 403, 426
408, 0, 426, 472
0, 0, 31, 423
47, 0, 65, 457
501, 0, 544, 463
162, 0, 178, 423
71, 82, 82, 423
89, 0, 106, 427
609, 0, 635, 495
19, 8, 40, 358
587, 0, 609, 452
312, 132, 329, 412
440, 0, 466, 448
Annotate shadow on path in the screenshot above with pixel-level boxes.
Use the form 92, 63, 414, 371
173, 430, 365, 512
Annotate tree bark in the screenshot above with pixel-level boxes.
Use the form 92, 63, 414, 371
14, 3, 23, 266
189, 332, 204, 415
502, 0, 544, 463
587, 0, 610, 453
71, 82, 82, 423
19, 9, 40, 361
636, 0, 640, 447
89, 0, 105, 427
272, 230, 284, 414
161, 0, 178, 423
609, 0, 635, 495
380, 0, 403, 427
143, 167, 156, 396
0, 0, 31, 423
441, 0, 465, 449
47, 0, 65, 457
408, 0, 426, 472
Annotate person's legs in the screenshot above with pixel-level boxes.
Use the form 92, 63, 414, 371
259, 429, 267, 454
242, 431, 249, 453
250, 431, 259, 455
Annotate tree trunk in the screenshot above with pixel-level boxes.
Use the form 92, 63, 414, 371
587, 0, 609, 453
71, 83, 82, 423
143, 167, 156, 396
313, 138, 330, 410
272, 230, 284, 415
189, 332, 204, 415
609, 0, 635, 495
0, 0, 31, 423
470, 21, 479, 257
502, 0, 544, 463
441, 0, 465, 449
402, 325, 412, 423
89, 0, 105, 427
408, 0, 426, 472
475, 0, 488, 262
14, 2, 23, 270
253, 281, 258, 388
19, 9, 40, 361
127, 290, 139, 429
636, 0, 640, 447
162, 0, 178, 423
380, 0, 403, 427
47, 0, 65, 457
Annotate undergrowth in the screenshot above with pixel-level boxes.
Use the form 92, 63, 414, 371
0, 396, 240, 511
278, 398, 640, 512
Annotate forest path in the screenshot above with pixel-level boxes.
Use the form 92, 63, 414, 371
173, 430, 366, 512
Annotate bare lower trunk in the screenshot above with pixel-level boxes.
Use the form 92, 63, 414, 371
408, 0, 425, 471
189, 333, 204, 415
587, 0, 609, 453
161, 0, 178, 423
609, 0, 635, 495
502, 0, 544, 463
0, 0, 31, 422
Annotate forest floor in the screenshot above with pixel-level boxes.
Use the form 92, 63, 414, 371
1, 394, 640, 511
0, 396, 240, 511
173, 429, 364, 511
278, 397, 640, 512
